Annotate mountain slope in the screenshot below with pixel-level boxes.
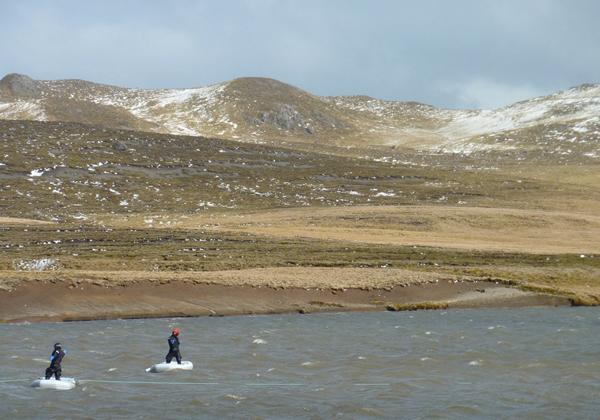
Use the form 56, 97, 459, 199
0, 73, 599, 157
3, 118, 599, 226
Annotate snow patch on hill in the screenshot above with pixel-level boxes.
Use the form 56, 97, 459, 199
427, 84, 600, 151
81, 83, 228, 136
0, 100, 47, 121
324, 96, 438, 121
0, 75, 598, 156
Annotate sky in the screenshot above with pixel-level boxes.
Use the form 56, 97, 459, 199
0, 0, 599, 109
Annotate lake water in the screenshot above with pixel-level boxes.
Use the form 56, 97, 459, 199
1, 307, 599, 419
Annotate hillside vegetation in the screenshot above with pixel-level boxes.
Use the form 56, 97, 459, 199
1, 73, 599, 307
1, 73, 599, 157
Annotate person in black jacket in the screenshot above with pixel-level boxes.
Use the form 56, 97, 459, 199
166, 328, 182, 364
45, 343, 65, 380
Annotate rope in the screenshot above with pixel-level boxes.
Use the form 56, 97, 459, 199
77, 379, 364, 387
0, 377, 391, 387
352, 383, 390, 386
79, 379, 221, 386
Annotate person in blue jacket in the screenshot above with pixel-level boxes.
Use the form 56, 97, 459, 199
45, 343, 65, 380
166, 328, 182, 364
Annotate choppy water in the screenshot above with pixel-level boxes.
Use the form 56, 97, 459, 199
1, 307, 600, 419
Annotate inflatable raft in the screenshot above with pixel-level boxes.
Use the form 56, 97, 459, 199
31, 377, 76, 390
146, 361, 193, 373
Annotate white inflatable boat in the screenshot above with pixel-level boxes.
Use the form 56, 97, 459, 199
146, 361, 193, 373
31, 377, 77, 390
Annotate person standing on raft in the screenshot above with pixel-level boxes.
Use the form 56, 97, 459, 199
45, 343, 65, 380
166, 328, 182, 364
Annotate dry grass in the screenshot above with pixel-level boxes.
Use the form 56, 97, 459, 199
0, 217, 53, 225
1, 219, 598, 305
1, 119, 599, 310
0, 267, 458, 292
120, 205, 600, 254
386, 302, 449, 311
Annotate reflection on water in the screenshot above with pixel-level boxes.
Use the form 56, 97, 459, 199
1, 307, 599, 419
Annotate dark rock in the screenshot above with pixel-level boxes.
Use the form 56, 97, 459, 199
314, 110, 342, 128
0, 73, 40, 98
112, 141, 127, 151
252, 104, 310, 131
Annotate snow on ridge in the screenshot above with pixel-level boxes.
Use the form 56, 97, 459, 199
152, 83, 226, 107
324, 96, 436, 120
437, 109, 517, 142
127, 83, 228, 136
0, 100, 47, 121
87, 82, 226, 111
548, 83, 600, 101
433, 85, 600, 144
76, 81, 229, 136
331, 83, 600, 150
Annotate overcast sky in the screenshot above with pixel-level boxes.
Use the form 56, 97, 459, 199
0, 0, 598, 109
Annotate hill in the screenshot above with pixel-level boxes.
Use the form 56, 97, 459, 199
1, 76, 599, 318
1, 73, 598, 158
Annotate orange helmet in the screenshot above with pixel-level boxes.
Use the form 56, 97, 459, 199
172, 328, 180, 336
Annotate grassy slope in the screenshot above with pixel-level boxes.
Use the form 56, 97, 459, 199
1, 119, 569, 220
2, 75, 599, 157
1, 120, 599, 304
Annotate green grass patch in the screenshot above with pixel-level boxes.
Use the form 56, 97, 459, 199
386, 302, 449, 311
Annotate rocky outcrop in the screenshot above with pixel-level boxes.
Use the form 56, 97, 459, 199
0, 73, 41, 99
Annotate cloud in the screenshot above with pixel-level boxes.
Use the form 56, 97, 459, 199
0, 0, 598, 108
439, 78, 545, 109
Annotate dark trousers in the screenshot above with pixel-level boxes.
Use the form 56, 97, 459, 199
45, 365, 61, 380
166, 350, 181, 364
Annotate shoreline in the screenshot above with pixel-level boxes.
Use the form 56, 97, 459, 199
0, 277, 570, 323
